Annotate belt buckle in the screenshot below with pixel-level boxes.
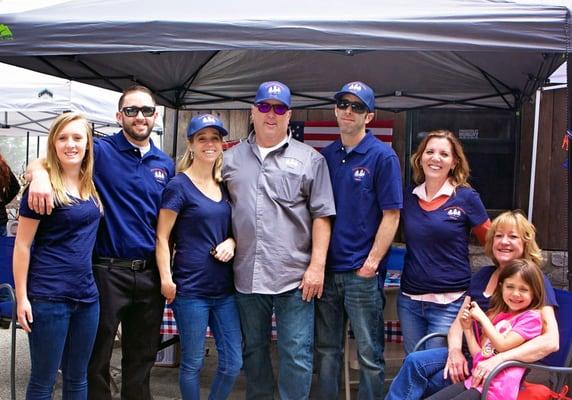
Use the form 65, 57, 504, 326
130, 259, 146, 271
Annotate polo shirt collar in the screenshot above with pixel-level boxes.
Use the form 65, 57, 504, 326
247, 131, 291, 149
112, 131, 159, 156
337, 130, 375, 155
412, 178, 456, 201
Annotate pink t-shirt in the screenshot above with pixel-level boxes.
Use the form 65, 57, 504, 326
465, 310, 542, 400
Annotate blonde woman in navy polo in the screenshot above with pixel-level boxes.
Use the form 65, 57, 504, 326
398, 130, 490, 355
13, 112, 103, 400
156, 114, 241, 400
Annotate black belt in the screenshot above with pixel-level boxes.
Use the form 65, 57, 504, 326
94, 256, 152, 271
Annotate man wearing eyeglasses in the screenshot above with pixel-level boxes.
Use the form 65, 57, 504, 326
315, 82, 402, 399
26, 85, 175, 400
222, 81, 335, 399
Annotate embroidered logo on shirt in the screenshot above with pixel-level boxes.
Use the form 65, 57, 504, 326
284, 158, 302, 170
151, 168, 168, 184
352, 167, 369, 181
444, 206, 465, 219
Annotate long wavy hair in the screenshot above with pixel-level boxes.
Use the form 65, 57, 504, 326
487, 258, 545, 319
0, 153, 11, 196
410, 130, 471, 187
484, 210, 543, 267
45, 112, 102, 212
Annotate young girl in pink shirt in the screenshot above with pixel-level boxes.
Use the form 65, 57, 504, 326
426, 258, 545, 400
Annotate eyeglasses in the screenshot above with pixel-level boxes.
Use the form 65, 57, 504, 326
121, 106, 156, 117
255, 102, 289, 116
336, 99, 368, 114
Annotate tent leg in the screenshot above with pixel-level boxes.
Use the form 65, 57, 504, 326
172, 109, 179, 159
567, 59, 572, 291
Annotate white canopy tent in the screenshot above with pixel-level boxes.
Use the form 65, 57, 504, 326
0, 62, 164, 137
0, 62, 121, 137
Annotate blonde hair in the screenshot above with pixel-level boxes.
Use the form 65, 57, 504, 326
484, 210, 543, 267
45, 112, 102, 212
410, 130, 470, 187
177, 138, 223, 183
487, 258, 545, 319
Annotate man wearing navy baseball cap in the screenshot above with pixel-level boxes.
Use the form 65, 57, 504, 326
222, 81, 335, 399
315, 81, 403, 399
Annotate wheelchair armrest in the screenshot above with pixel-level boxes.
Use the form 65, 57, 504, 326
412, 332, 448, 353
481, 360, 572, 400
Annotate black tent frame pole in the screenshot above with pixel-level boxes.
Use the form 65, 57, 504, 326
566, 59, 572, 291
172, 109, 179, 160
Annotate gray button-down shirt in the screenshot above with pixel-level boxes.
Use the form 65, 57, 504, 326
222, 133, 336, 294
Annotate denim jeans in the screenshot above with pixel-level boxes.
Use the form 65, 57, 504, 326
171, 295, 242, 400
385, 347, 454, 400
235, 289, 314, 400
397, 293, 463, 354
27, 299, 99, 400
315, 272, 385, 399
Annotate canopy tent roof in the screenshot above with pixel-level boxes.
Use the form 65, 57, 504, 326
0, 0, 569, 111
0, 63, 163, 137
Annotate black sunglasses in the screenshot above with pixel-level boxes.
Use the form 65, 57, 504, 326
255, 102, 289, 116
336, 99, 368, 114
121, 106, 156, 117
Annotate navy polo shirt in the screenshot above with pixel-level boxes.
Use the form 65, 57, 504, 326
19, 190, 101, 302
321, 132, 403, 276
469, 266, 558, 311
93, 132, 175, 259
161, 173, 234, 298
401, 186, 489, 295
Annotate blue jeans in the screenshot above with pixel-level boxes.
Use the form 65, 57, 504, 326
315, 272, 385, 399
172, 295, 242, 400
27, 299, 99, 400
397, 293, 463, 354
235, 289, 314, 400
385, 347, 455, 400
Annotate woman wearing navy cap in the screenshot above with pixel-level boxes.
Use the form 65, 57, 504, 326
13, 112, 103, 400
398, 130, 490, 355
156, 114, 241, 400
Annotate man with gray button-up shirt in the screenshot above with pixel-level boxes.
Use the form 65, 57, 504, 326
223, 81, 335, 400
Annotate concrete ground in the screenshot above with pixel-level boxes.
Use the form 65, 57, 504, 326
0, 320, 404, 400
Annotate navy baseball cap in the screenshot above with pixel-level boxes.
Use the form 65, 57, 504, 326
254, 81, 291, 107
187, 114, 228, 138
334, 81, 375, 112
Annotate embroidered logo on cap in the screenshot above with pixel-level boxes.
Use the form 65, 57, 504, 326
268, 85, 282, 95
201, 115, 216, 123
348, 83, 363, 92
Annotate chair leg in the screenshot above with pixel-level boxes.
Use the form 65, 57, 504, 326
344, 321, 351, 400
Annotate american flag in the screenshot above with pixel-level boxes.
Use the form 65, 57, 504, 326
290, 120, 394, 151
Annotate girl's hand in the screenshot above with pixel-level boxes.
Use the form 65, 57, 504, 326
460, 309, 473, 331
17, 298, 33, 333
469, 301, 487, 323
212, 238, 235, 263
161, 279, 177, 304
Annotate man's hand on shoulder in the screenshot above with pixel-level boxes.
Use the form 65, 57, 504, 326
26, 159, 54, 215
